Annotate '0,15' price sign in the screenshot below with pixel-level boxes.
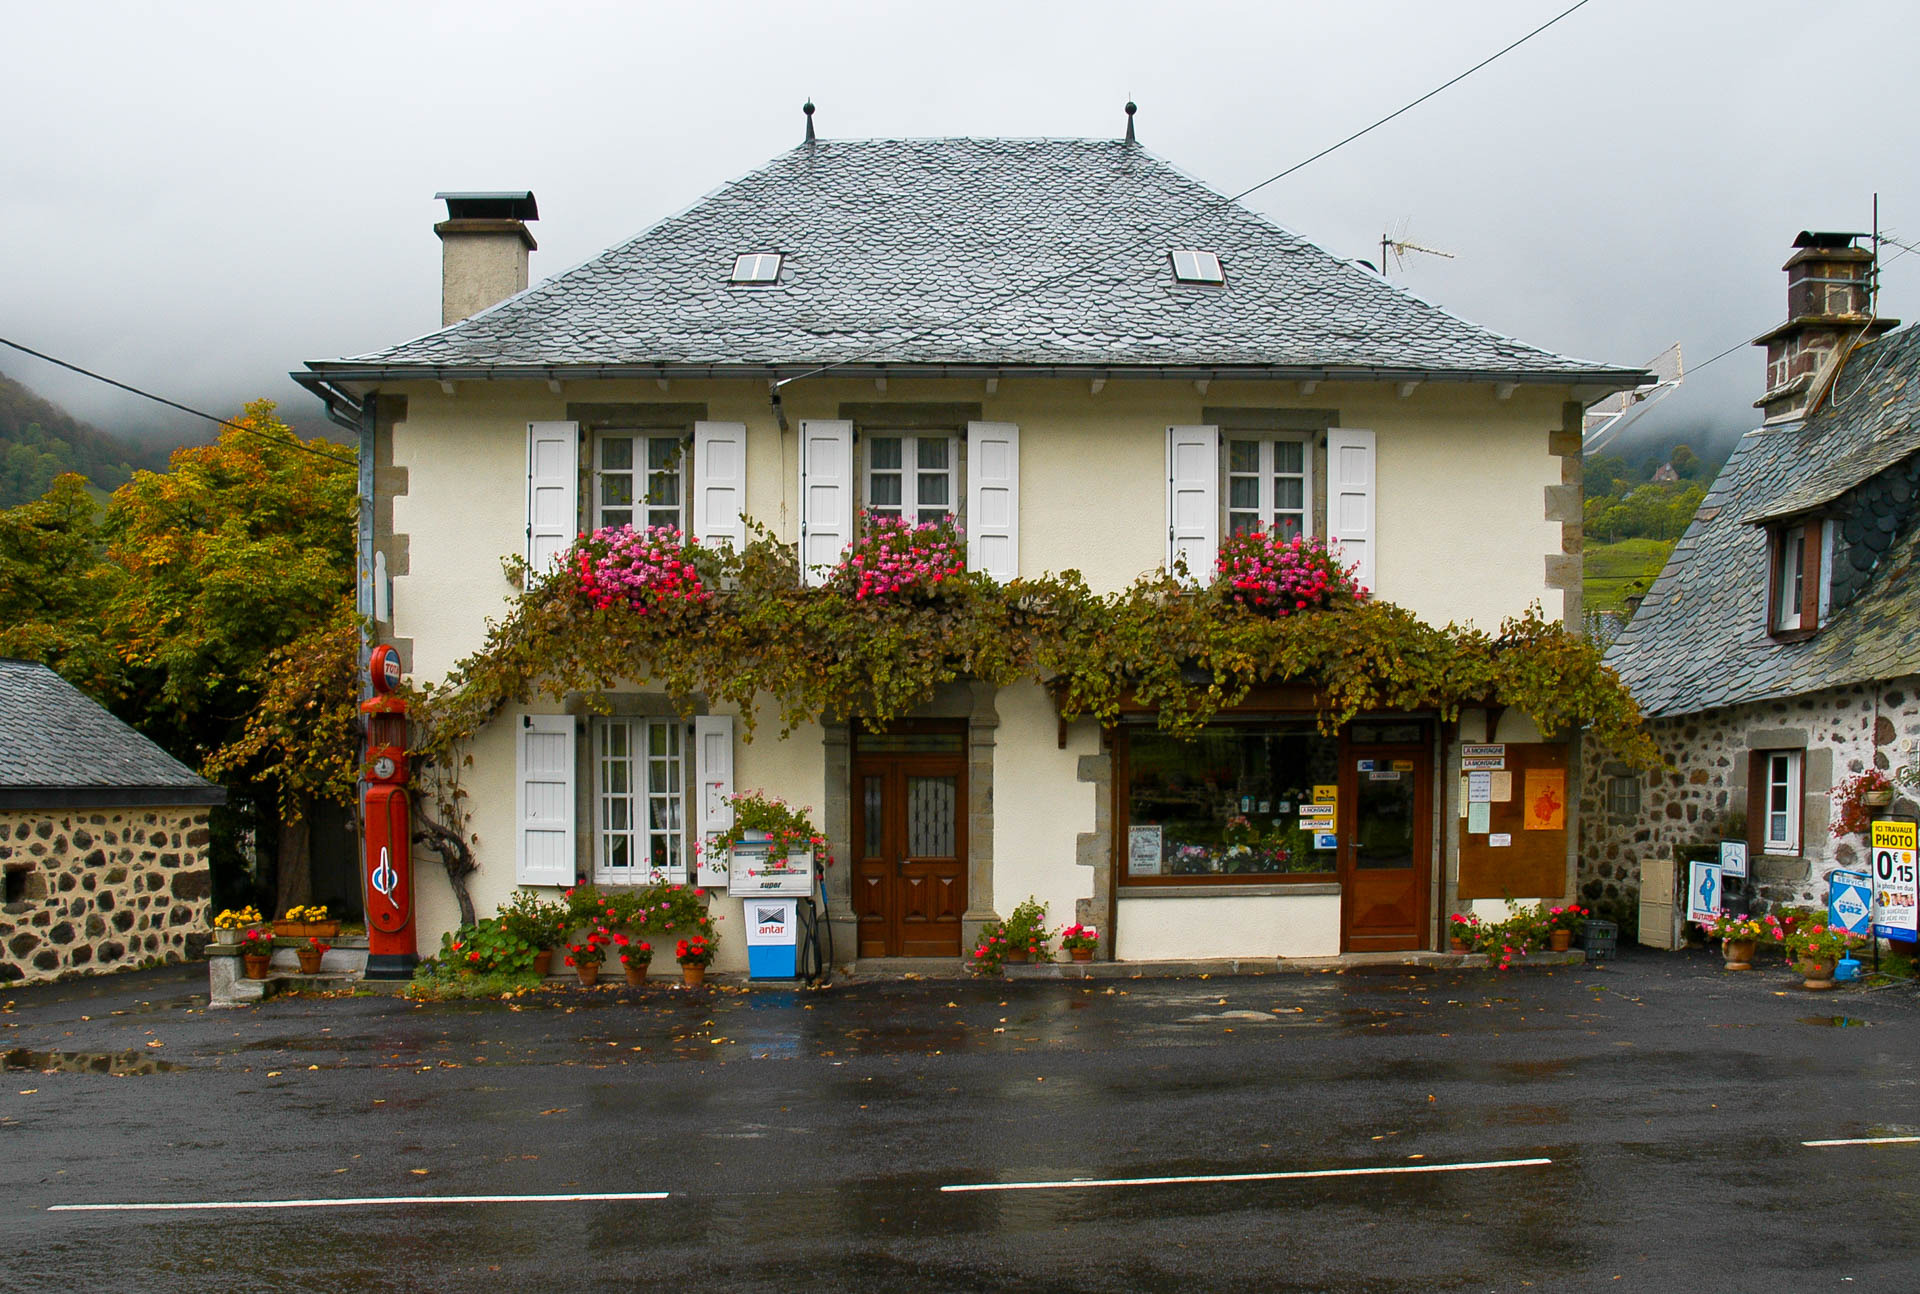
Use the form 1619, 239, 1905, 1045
1870, 820, 1918, 943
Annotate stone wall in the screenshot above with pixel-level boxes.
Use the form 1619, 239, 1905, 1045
1580, 676, 1920, 929
0, 807, 212, 985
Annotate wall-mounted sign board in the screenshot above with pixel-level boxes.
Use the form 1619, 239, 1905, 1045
1457, 742, 1570, 900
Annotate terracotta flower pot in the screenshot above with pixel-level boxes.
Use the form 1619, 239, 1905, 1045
575, 961, 601, 987
1549, 930, 1572, 953
1799, 959, 1837, 990
531, 948, 555, 978
296, 949, 325, 974
1449, 937, 1470, 953
1070, 947, 1093, 962
242, 954, 271, 980
625, 962, 651, 987
1723, 938, 1758, 970
681, 962, 707, 987
1006, 947, 1029, 964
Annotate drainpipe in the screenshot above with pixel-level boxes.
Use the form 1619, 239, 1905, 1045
300, 377, 377, 697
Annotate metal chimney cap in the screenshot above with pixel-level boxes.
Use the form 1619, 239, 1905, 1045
435, 191, 539, 221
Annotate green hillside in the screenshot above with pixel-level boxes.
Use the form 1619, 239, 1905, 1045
1585, 537, 1674, 617
0, 372, 174, 507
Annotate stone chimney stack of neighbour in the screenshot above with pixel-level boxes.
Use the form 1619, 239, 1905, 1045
1753, 230, 1897, 422
434, 191, 539, 325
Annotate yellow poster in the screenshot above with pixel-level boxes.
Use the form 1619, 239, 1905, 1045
1313, 784, 1338, 805
1523, 768, 1566, 831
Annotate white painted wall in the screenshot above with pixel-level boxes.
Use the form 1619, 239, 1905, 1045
988, 683, 1098, 931
1115, 892, 1342, 960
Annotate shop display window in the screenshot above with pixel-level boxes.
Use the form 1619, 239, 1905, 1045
1122, 722, 1340, 881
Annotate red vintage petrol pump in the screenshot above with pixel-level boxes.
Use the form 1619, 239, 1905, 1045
360, 644, 417, 978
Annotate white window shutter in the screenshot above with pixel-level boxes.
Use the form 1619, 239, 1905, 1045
965, 421, 1020, 582
692, 421, 747, 550
526, 420, 580, 574
694, 714, 735, 887
1327, 428, 1376, 592
1166, 425, 1219, 583
515, 714, 575, 887
799, 419, 854, 585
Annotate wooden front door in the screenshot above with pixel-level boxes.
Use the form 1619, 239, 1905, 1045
1340, 743, 1432, 952
852, 729, 968, 958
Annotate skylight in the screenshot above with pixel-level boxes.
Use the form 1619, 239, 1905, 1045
1170, 249, 1225, 285
730, 252, 783, 284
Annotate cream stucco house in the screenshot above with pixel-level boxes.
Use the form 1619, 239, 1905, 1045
296, 122, 1645, 971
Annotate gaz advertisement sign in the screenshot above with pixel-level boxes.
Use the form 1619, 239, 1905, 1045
1871, 820, 1918, 942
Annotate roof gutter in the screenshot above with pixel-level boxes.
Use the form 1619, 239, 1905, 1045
295, 360, 1652, 398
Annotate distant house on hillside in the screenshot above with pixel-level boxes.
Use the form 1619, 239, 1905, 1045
1650, 462, 1678, 483
1580, 232, 1919, 942
0, 659, 223, 984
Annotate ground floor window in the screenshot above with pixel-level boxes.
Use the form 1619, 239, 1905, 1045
595, 717, 687, 883
1120, 721, 1340, 882
1758, 748, 1803, 854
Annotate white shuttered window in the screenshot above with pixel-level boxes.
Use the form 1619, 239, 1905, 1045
594, 718, 687, 884
799, 419, 855, 584
526, 421, 580, 574
965, 421, 1019, 582
1326, 427, 1376, 593
1166, 425, 1220, 581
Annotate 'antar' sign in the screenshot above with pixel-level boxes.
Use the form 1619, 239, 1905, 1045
360, 645, 417, 977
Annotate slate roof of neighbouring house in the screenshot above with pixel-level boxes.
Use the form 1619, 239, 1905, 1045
0, 660, 224, 808
1605, 324, 1920, 718
303, 138, 1645, 387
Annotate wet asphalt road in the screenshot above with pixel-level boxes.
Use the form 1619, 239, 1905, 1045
3, 949, 1919, 1293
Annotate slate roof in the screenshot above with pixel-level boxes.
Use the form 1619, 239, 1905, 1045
303, 138, 1645, 386
0, 660, 224, 808
1606, 324, 1920, 717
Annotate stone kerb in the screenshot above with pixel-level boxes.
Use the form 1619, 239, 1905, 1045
0, 807, 213, 986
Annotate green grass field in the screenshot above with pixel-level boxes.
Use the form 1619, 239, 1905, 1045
1584, 537, 1674, 618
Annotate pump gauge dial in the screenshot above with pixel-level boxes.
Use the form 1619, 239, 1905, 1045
371, 755, 397, 780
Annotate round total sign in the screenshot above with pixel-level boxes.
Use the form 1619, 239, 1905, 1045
369, 644, 403, 695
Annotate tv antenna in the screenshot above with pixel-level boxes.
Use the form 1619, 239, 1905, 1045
1583, 342, 1685, 452
1379, 218, 1456, 278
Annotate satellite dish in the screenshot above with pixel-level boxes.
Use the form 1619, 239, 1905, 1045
1583, 343, 1685, 452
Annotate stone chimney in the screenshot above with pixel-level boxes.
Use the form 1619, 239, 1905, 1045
1753, 230, 1896, 421
434, 191, 539, 325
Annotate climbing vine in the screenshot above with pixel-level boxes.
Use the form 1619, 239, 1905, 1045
406, 522, 1659, 770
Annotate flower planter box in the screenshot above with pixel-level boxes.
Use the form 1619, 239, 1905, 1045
273, 920, 341, 939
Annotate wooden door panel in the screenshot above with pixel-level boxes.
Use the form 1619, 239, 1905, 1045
1341, 745, 1430, 952
853, 738, 967, 958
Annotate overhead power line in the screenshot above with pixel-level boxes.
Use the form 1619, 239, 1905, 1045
773, 0, 1599, 391
0, 335, 357, 467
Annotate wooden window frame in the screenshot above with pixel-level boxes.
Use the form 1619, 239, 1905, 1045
1767, 517, 1829, 641
1223, 433, 1315, 542
863, 431, 962, 529
1113, 716, 1344, 889
592, 429, 690, 534
592, 716, 689, 884
1747, 747, 1804, 857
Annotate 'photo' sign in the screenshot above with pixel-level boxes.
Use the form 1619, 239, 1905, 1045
1871, 820, 1918, 942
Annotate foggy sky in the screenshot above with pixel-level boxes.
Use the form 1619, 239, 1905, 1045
3, 0, 1915, 450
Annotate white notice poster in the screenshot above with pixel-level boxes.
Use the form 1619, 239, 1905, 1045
1128, 825, 1164, 876
1468, 772, 1492, 803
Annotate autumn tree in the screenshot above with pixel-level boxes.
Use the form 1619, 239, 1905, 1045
0, 472, 119, 696
100, 400, 358, 909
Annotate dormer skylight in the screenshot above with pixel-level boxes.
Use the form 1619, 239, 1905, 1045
1171, 249, 1225, 285
730, 252, 783, 284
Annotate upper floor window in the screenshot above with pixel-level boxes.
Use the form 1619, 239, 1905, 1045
1769, 517, 1833, 637
1225, 435, 1313, 539
865, 432, 957, 527
595, 432, 685, 532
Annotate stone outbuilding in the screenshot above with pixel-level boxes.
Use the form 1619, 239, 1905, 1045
1582, 232, 1920, 943
0, 659, 224, 985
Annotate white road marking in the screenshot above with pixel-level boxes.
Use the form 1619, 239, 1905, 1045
49, 1191, 668, 1213
940, 1157, 1552, 1194
1802, 1136, 1920, 1148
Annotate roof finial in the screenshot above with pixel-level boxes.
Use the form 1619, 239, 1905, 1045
803, 99, 816, 145
1124, 100, 1137, 145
